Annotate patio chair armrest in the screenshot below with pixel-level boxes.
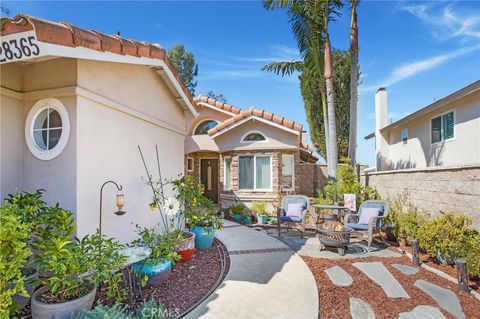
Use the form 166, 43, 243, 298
368, 215, 386, 229
344, 212, 359, 227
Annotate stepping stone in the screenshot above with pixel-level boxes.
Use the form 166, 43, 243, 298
353, 262, 410, 298
393, 264, 419, 275
414, 280, 465, 319
399, 305, 446, 319
324, 266, 353, 287
349, 297, 375, 319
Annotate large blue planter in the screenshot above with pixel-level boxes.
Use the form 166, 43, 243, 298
133, 258, 172, 286
233, 214, 242, 222
193, 226, 215, 250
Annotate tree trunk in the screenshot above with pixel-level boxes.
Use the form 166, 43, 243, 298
348, 1, 359, 165
320, 85, 330, 163
324, 34, 338, 180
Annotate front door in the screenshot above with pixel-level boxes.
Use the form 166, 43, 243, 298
200, 159, 218, 203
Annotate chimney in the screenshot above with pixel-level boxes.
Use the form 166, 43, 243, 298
375, 88, 389, 170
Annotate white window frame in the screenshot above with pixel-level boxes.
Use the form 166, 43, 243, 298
187, 157, 194, 172
223, 157, 232, 191
401, 128, 408, 146
238, 155, 272, 191
430, 109, 456, 146
25, 98, 70, 161
193, 118, 218, 135
240, 130, 267, 144
281, 154, 295, 191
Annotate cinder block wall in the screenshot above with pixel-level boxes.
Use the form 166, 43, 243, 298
361, 165, 480, 229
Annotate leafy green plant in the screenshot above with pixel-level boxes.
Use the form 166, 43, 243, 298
251, 201, 268, 215
5, 189, 48, 223
74, 299, 166, 319
417, 213, 472, 263
0, 206, 33, 317
132, 226, 181, 265
230, 204, 247, 215
396, 208, 429, 245
465, 231, 480, 278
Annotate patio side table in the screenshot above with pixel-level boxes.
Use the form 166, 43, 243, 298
311, 204, 351, 226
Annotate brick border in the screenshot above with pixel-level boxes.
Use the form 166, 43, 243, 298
228, 247, 292, 255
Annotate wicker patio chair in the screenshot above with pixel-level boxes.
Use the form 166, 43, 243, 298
277, 195, 310, 239
343, 200, 389, 251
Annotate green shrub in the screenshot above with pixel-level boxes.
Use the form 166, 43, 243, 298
0, 206, 33, 317
230, 204, 247, 215
132, 226, 181, 266
417, 213, 471, 263
251, 201, 268, 215
396, 207, 429, 245
75, 299, 166, 319
465, 231, 480, 278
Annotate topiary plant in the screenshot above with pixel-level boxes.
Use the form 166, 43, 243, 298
417, 213, 472, 264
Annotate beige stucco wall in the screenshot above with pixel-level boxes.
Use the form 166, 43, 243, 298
0, 59, 77, 211
383, 92, 480, 170
75, 60, 186, 243
214, 119, 299, 152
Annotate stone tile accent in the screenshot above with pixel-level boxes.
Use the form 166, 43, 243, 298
349, 297, 375, 319
414, 279, 465, 319
399, 305, 447, 319
228, 247, 292, 255
324, 266, 353, 287
353, 262, 410, 298
393, 264, 420, 275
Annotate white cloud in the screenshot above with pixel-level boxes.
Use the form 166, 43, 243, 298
401, 3, 480, 42
361, 45, 480, 93
236, 44, 300, 63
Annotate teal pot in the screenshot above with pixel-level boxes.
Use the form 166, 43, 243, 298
233, 214, 242, 222
244, 216, 252, 225
133, 258, 172, 286
257, 214, 267, 225
192, 226, 215, 250
31, 281, 96, 319
14, 269, 38, 309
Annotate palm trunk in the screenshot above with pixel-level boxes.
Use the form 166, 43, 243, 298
324, 34, 338, 180
320, 85, 330, 162
348, 1, 359, 166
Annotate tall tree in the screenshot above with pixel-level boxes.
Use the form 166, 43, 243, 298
348, 0, 359, 165
167, 44, 198, 95
206, 91, 228, 103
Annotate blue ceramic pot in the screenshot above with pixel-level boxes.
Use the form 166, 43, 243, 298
244, 216, 252, 225
133, 258, 172, 286
233, 214, 242, 222
192, 226, 215, 250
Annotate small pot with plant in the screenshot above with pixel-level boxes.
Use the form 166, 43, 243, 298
174, 229, 196, 262
186, 209, 223, 250
243, 209, 252, 225
230, 204, 246, 223
251, 201, 268, 225
132, 226, 181, 286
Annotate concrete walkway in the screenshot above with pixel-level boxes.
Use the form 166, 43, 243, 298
185, 220, 319, 319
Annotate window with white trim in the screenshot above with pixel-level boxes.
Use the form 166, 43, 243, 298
242, 132, 266, 142
25, 98, 70, 160
187, 157, 194, 171
401, 128, 408, 145
431, 111, 454, 144
239, 155, 271, 190
224, 157, 232, 190
281, 154, 295, 190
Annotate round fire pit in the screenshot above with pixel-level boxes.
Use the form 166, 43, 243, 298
317, 224, 353, 256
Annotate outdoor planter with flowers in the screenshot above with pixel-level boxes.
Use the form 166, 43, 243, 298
251, 201, 268, 225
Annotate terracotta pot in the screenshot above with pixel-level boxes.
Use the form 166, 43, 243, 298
177, 231, 196, 262
31, 281, 96, 319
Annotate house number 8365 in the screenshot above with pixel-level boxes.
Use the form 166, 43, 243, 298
0, 36, 40, 62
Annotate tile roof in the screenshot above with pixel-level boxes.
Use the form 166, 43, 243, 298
196, 96, 303, 136
0, 14, 195, 108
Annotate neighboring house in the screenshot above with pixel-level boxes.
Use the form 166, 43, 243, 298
185, 96, 317, 210
365, 80, 480, 171
0, 14, 197, 242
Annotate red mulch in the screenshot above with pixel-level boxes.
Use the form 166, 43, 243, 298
388, 242, 480, 292
303, 255, 480, 319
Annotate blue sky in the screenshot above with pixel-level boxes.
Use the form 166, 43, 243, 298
3, 1, 479, 166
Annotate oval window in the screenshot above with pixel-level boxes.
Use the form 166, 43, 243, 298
194, 120, 217, 135
25, 98, 70, 160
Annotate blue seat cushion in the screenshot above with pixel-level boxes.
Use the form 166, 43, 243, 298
280, 216, 302, 223
347, 223, 369, 231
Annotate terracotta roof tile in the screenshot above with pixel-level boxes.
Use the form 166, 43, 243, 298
194, 96, 242, 115
0, 14, 195, 109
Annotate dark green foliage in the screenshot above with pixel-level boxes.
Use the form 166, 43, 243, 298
132, 226, 181, 265
167, 44, 198, 95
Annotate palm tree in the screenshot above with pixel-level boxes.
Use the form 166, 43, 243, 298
262, 0, 342, 179
348, 0, 359, 165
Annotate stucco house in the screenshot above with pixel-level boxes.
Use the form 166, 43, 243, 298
365, 80, 480, 171
0, 14, 198, 242
184, 96, 317, 209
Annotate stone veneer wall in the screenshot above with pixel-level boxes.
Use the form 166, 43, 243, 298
360, 165, 480, 229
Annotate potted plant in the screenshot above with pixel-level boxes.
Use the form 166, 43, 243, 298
172, 228, 196, 262
230, 204, 246, 222
132, 226, 181, 286
186, 208, 223, 250
243, 209, 252, 225
251, 201, 268, 224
